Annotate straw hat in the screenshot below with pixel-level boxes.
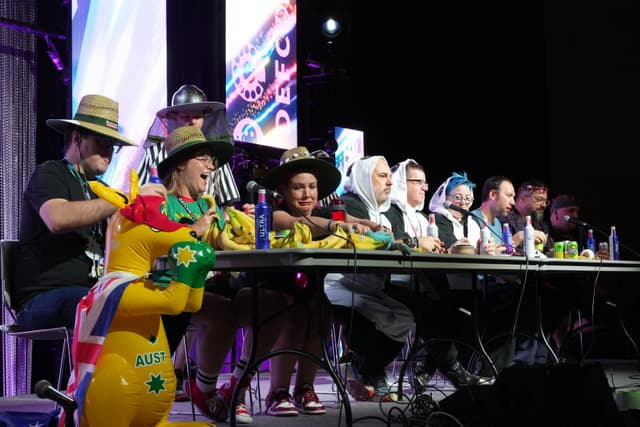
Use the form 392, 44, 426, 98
260, 146, 341, 199
46, 94, 136, 146
158, 126, 233, 179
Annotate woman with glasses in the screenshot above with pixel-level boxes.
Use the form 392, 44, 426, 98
428, 171, 496, 254
157, 126, 289, 424
385, 161, 490, 389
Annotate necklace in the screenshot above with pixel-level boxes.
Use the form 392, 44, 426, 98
175, 195, 205, 221
64, 158, 104, 278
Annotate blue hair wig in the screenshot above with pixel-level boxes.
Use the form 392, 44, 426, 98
445, 171, 476, 195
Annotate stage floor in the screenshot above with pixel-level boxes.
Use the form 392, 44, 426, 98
1, 358, 639, 426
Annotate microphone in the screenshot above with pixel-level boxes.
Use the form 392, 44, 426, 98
443, 200, 470, 216
246, 180, 281, 199
564, 215, 590, 228
35, 379, 78, 410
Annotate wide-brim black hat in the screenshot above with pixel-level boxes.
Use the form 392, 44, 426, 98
260, 147, 341, 200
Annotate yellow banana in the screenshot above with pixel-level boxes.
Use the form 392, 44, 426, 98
299, 239, 322, 248
232, 232, 253, 245
318, 227, 348, 249
294, 222, 312, 244
217, 224, 253, 250
204, 220, 221, 250
201, 194, 217, 210
228, 206, 256, 232
226, 208, 245, 236
347, 232, 387, 250
271, 230, 291, 248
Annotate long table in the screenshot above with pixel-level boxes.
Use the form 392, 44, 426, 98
212, 249, 640, 425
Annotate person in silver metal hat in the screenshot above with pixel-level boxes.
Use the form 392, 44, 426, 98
137, 84, 241, 207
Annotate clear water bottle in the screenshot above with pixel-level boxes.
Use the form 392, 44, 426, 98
427, 213, 439, 238
524, 215, 535, 257
255, 189, 271, 249
480, 224, 491, 255
502, 223, 513, 255
609, 226, 619, 260
585, 229, 596, 253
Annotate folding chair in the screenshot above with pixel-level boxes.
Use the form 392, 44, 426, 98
1, 239, 73, 394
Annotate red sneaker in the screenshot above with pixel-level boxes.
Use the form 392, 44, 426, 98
219, 379, 254, 424
183, 378, 228, 421
293, 384, 326, 415
264, 388, 298, 417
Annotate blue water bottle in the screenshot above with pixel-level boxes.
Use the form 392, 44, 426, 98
255, 188, 271, 249
502, 223, 513, 255
609, 226, 619, 260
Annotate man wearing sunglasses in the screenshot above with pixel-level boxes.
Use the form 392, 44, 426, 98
15, 94, 165, 391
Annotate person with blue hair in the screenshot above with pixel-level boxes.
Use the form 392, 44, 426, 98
429, 171, 484, 251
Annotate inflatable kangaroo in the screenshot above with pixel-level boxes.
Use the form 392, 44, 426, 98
62, 171, 216, 427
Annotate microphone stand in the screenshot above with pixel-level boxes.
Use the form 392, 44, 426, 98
463, 215, 468, 238
469, 211, 504, 243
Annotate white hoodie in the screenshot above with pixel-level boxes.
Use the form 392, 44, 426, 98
324, 156, 413, 343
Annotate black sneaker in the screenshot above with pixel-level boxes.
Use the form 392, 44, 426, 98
440, 360, 484, 388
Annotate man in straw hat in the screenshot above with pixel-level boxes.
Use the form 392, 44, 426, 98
14, 94, 166, 388
137, 84, 241, 207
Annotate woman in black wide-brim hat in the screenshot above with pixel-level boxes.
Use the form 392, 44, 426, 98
257, 146, 373, 416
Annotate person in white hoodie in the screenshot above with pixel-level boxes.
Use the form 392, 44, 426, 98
324, 155, 413, 402
384, 160, 488, 389
428, 171, 483, 251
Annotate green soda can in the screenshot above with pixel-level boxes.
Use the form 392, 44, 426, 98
554, 241, 565, 258
567, 241, 579, 258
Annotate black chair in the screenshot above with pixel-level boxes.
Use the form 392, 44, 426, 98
0, 239, 73, 394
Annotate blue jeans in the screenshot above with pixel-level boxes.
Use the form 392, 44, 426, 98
17, 286, 89, 330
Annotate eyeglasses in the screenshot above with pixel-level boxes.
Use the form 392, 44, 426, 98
528, 195, 548, 205
407, 179, 428, 189
194, 155, 217, 168
450, 194, 474, 203
86, 133, 117, 151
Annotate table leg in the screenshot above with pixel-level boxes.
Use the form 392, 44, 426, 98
228, 270, 353, 427
473, 271, 499, 378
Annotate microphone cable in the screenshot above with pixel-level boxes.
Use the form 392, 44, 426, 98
581, 257, 603, 361
468, 211, 505, 244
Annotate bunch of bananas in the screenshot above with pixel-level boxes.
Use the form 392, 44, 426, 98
271, 222, 313, 248
216, 206, 258, 250
272, 222, 349, 249
201, 194, 224, 250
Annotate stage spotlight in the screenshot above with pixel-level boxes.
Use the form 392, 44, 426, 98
321, 17, 342, 39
